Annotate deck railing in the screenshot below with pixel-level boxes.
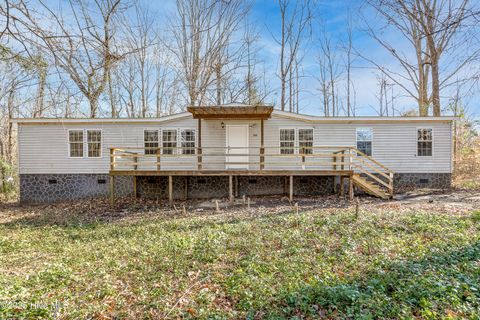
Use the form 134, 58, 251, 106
110, 146, 353, 171
350, 148, 394, 195
110, 146, 394, 195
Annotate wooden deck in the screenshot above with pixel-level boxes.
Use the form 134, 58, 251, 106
108, 146, 394, 205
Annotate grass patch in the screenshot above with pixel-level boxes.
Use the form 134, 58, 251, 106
0, 204, 479, 319
472, 211, 480, 222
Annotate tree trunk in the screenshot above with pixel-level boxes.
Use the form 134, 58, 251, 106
216, 60, 222, 106
7, 89, 14, 164
430, 53, 441, 116
280, 5, 286, 111
108, 69, 116, 117
35, 70, 46, 118
89, 95, 99, 118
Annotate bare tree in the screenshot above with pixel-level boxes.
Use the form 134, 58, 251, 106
343, 17, 355, 116
168, 0, 250, 107
274, 0, 312, 111
317, 29, 343, 116
363, 0, 480, 116
6, 0, 131, 118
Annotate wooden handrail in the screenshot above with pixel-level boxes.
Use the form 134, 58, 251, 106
352, 154, 390, 180
108, 146, 351, 150
351, 147, 394, 173
109, 152, 352, 158
349, 147, 394, 194
110, 146, 357, 171
113, 161, 353, 166
353, 165, 392, 190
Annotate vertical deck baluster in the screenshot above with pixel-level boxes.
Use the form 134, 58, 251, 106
260, 119, 264, 170
197, 118, 202, 170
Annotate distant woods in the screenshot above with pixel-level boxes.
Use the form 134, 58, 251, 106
0, 0, 478, 120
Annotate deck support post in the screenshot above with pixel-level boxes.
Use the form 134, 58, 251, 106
349, 175, 354, 201
184, 178, 188, 200
234, 176, 239, 197
110, 175, 115, 206
133, 176, 137, 199
289, 175, 293, 202
229, 175, 234, 205
260, 119, 265, 170
340, 176, 345, 197
110, 148, 115, 171
168, 175, 173, 206
197, 119, 202, 170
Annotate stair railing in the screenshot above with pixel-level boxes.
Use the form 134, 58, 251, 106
349, 147, 394, 196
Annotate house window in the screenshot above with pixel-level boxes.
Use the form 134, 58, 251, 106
69, 130, 84, 157
181, 129, 196, 155
280, 129, 295, 154
144, 130, 159, 155
298, 129, 313, 154
162, 129, 177, 155
417, 128, 433, 156
356, 128, 373, 156
87, 130, 102, 158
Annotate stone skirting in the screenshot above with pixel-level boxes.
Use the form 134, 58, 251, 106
138, 176, 334, 199
137, 176, 230, 200
19, 174, 133, 203
19, 172, 451, 203
393, 173, 451, 192
19, 174, 335, 203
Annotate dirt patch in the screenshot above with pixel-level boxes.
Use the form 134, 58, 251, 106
0, 189, 477, 227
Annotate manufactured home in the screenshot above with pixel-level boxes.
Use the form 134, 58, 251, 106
13, 104, 454, 203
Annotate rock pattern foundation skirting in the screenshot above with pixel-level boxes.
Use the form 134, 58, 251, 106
19, 173, 451, 203
138, 176, 334, 200
393, 173, 451, 192
20, 174, 133, 203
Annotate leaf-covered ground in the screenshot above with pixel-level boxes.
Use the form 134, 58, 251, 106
0, 191, 479, 319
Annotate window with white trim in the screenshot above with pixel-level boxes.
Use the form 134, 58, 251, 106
356, 128, 373, 156
298, 129, 313, 154
87, 130, 102, 158
144, 130, 159, 155
181, 129, 196, 155
69, 130, 84, 158
162, 129, 177, 155
280, 129, 295, 154
417, 128, 433, 156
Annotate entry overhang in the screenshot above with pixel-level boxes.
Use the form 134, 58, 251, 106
187, 103, 274, 120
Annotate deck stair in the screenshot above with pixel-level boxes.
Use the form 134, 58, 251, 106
350, 148, 394, 199
352, 174, 390, 199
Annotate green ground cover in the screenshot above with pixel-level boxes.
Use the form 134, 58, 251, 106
1, 203, 479, 319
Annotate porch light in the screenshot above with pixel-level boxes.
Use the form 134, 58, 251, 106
221, 121, 225, 129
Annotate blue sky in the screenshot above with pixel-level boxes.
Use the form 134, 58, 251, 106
150, 0, 480, 119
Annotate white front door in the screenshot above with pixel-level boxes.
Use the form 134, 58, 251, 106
226, 125, 249, 169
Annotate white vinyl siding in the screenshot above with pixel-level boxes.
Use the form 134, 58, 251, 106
17, 113, 452, 174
